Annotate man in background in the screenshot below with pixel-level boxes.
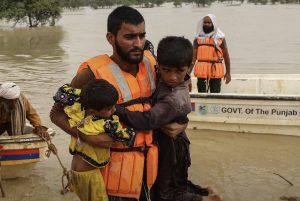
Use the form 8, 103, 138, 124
193, 14, 231, 93
0, 82, 48, 137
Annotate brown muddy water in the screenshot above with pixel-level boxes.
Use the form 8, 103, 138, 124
0, 3, 300, 201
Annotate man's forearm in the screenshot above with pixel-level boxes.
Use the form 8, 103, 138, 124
50, 104, 99, 141
222, 45, 230, 74
224, 54, 230, 74
50, 103, 115, 148
50, 104, 78, 138
23, 94, 42, 127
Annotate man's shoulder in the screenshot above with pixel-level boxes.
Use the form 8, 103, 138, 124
220, 38, 227, 49
71, 68, 95, 89
85, 54, 111, 63
79, 54, 111, 71
143, 50, 157, 66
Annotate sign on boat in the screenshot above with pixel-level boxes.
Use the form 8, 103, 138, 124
189, 74, 300, 136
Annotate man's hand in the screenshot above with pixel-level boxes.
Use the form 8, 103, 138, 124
224, 72, 231, 84
33, 126, 50, 139
160, 122, 187, 139
82, 133, 117, 148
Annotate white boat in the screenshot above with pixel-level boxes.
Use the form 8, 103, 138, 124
188, 74, 300, 136
0, 126, 55, 179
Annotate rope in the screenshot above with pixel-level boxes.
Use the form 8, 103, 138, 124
273, 173, 293, 186
41, 136, 73, 195
142, 182, 151, 201
205, 77, 210, 93
0, 166, 5, 198
0, 144, 5, 197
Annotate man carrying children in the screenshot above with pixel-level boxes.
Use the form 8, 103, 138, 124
50, 5, 222, 201
51, 6, 160, 201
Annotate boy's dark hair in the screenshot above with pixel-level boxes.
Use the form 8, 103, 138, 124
80, 79, 118, 111
107, 6, 144, 36
144, 40, 155, 56
157, 36, 193, 68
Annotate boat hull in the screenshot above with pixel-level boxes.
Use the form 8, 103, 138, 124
0, 128, 55, 179
189, 75, 300, 136
189, 94, 300, 136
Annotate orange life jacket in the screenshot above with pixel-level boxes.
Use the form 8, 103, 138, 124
77, 50, 158, 199
194, 37, 225, 78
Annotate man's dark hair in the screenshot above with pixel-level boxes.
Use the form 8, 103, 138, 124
80, 79, 118, 111
107, 6, 144, 36
157, 36, 193, 68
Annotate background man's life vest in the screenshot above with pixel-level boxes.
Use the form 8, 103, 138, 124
77, 51, 158, 199
194, 37, 225, 79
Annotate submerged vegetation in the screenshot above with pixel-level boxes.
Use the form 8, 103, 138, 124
247, 0, 300, 4
0, 0, 299, 27
62, 0, 300, 8
0, 0, 61, 27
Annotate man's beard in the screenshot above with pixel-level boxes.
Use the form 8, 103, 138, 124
203, 25, 214, 34
0, 101, 12, 113
115, 40, 144, 64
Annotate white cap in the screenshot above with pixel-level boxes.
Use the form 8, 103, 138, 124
0, 82, 21, 100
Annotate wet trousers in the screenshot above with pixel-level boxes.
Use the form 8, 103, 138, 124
156, 132, 208, 201
197, 78, 221, 93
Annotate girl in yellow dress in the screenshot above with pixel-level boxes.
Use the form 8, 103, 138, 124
54, 79, 135, 201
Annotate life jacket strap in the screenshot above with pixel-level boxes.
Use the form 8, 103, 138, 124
197, 43, 215, 47
118, 97, 151, 107
197, 60, 223, 63
110, 146, 149, 153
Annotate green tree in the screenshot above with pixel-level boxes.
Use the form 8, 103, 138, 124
88, 0, 115, 8
173, 0, 182, 7
62, 0, 85, 8
152, 0, 165, 6
192, 0, 213, 7
0, 0, 61, 27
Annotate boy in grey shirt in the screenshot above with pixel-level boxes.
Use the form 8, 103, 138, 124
116, 36, 222, 201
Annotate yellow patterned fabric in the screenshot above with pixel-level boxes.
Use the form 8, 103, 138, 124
65, 102, 110, 167
64, 102, 84, 128
71, 169, 108, 201
62, 84, 81, 96
65, 102, 130, 168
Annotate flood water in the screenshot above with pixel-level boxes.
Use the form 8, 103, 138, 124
0, 3, 300, 201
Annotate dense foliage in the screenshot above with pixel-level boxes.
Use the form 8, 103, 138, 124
0, 0, 61, 27
63, 0, 299, 7
0, 0, 299, 27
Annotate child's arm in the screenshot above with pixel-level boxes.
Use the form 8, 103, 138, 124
115, 99, 181, 131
